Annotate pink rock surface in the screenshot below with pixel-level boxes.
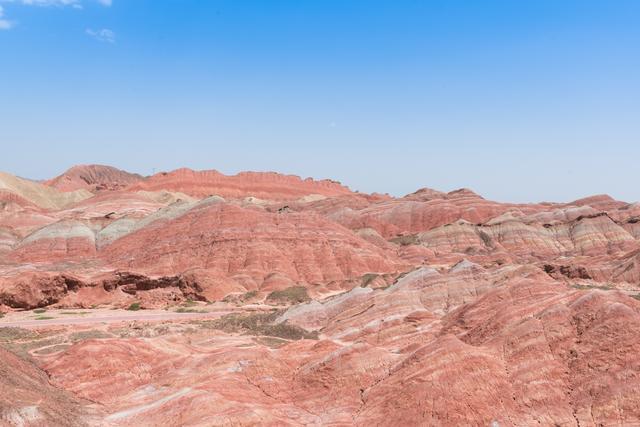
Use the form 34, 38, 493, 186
1, 165, 640, 426
126, 168, 354, 200
103, 201, 405, 293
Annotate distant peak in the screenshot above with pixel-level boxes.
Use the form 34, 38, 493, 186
403, 187, 446, 201
45, 164, 143, 193
446, 188, 483, 199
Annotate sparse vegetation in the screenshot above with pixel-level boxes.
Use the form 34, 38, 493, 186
254, 336, 289, 348
176, 307, 206, 313
127, 302, 141, 311
69, 330, 113, 342
266, 286, 310, 305
1, 334, 65, 360
222, 290, 260, 304
361, 273, 380, 287
0, 327, 35, 342
571, 283, 611, 291
35, 316, 54, 320
390, 234, 419, 246
182, 299, 197, 307
200, 311, 318, 340
242, 290, 258, 300
33, 308, 47, 314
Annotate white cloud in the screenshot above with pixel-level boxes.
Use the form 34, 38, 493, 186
0, 0, 110, 8
0, 0, 111, 32
13, 0, 81, 6
0, 5, 14, 29
86, 27, 114, 43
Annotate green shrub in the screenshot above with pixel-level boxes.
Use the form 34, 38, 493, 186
176, 307, 205, 313
33, 308, 47, 314
127, 302, 141, 311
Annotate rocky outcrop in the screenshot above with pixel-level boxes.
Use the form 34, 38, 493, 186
0, 272, 83, 309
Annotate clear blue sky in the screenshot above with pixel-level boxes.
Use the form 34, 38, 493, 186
1, 0, 638, 202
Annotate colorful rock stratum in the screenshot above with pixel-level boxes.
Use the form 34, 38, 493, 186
1, 164, 640, 426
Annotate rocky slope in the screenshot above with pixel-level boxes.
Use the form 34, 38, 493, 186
1, 165, 639, 426
0, 345, 96, 426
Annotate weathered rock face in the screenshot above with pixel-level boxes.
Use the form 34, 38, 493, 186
416, 213, 635, 259
9, 221, 98, 263
103, 202, 405, 293
45, 164, 144, 193
2, 164, 640, 426
0, 272, 83, 309
0, 347, 93, 426
323, 189, 543, 239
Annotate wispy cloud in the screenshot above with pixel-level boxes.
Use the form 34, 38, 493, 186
8, 0, 81, 7
0, 5, 13, 29
0, 0, 111, 31
86, 27, 114, 43
1, 0, 109, 6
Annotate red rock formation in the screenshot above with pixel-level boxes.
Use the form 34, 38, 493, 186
0, 272, 83, 309
126, 168, 354, 200
34, 266, 640, 426
103, 201, 405, 293
1, 165, 640, 426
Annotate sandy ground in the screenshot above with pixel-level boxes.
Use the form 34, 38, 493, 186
0, 305, 266, 328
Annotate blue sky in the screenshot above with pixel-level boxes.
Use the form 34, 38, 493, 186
0, 0, 638, 202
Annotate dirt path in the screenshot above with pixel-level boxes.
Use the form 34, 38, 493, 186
0, 309, 236, 329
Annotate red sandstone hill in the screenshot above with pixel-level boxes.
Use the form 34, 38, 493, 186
1, 165, 640, 426
125, 167, 354, 200
102, 201, 405, 291
44, 164, 144, 193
